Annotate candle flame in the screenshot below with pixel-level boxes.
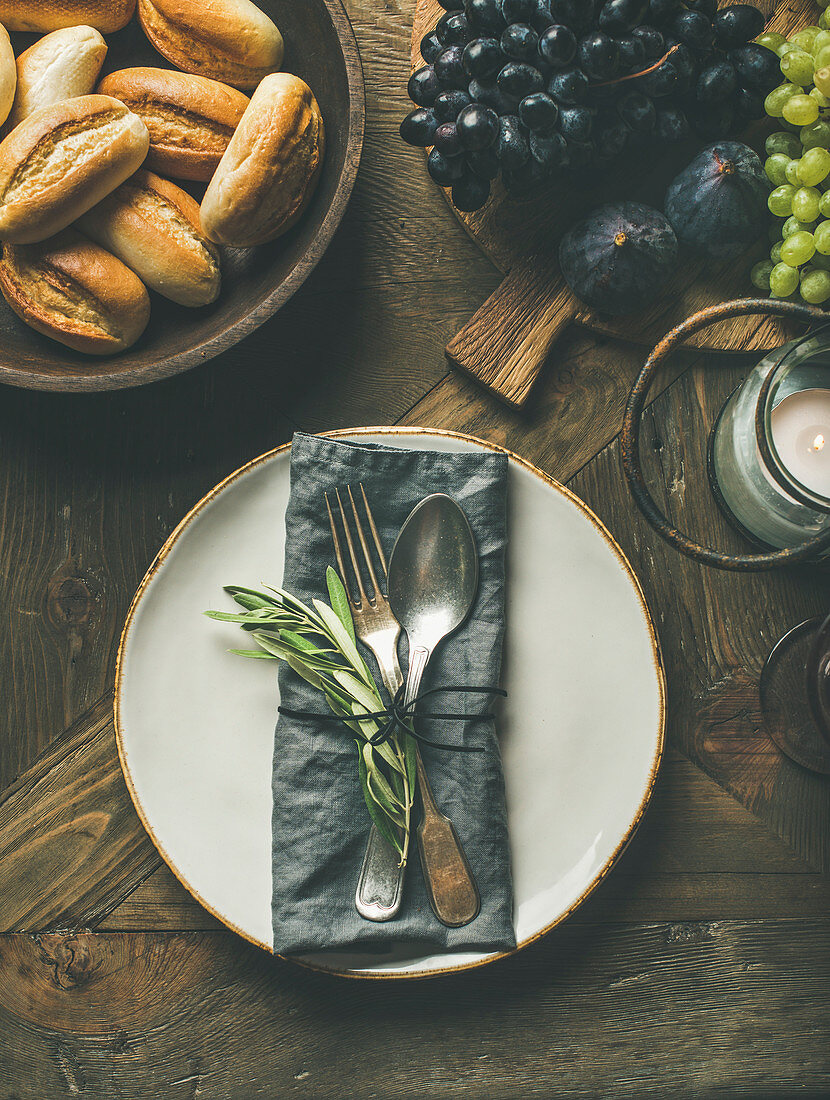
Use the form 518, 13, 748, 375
814, 434, 826, 453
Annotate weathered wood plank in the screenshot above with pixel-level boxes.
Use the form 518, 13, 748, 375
0, 694, 160, 933
0, 922, 827, 1097
399, 328, 693, 483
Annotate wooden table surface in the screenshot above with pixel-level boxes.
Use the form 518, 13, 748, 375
1, 2, 829, 1096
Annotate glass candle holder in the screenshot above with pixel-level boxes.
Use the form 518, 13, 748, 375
761, 611, 830, 774
712, 330, 830, 553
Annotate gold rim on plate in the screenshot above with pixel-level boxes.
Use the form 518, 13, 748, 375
114, 427, 666, 980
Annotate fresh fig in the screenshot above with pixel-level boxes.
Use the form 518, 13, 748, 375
664, 141, 767, 260
558, 201, 678, 315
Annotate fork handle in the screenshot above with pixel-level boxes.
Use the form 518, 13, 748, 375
356, 650, 406, 922
355, 826, 405, 922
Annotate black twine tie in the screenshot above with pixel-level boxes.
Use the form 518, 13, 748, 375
278, 684, 507, 754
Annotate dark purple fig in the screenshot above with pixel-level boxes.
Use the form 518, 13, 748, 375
664, 141, 767, 260
558, 201, 678, 315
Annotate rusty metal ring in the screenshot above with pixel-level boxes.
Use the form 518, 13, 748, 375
620, 297, 830, 572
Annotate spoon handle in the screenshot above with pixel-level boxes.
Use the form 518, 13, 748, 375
405, 646, 481, 928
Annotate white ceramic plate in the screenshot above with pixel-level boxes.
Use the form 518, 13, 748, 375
115, 429, 664, 978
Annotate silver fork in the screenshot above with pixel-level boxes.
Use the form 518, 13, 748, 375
326, 485, 479, 926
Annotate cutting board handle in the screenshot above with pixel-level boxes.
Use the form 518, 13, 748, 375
445, 257, 580, 408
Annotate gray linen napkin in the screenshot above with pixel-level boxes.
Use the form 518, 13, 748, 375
271, 433, 515, 955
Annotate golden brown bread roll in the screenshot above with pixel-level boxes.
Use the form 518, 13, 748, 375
137, 0, 283, 89
97, 67, 248, 182
0, 0, 135, 34
0, 23, 15, 128
78, 169, 220, 307
200, 74, 324, 248
0, 94, 150, 243
0, 228, 151, 354
9, 25, 108, 129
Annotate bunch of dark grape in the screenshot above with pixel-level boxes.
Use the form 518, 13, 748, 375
401, 0, 782, 212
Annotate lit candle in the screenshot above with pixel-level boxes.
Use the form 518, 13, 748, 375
770, 388, 830, 499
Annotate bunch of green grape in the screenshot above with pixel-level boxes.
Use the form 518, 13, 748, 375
754, 12, 830, 305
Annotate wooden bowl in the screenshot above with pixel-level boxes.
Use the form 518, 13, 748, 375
0, 0, 365, 392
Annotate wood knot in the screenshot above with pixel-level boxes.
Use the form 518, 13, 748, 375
45, 568, 100, 633
34, 933, 96, 991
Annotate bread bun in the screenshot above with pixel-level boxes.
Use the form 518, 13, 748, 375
201, 74, 324, 247
137, 0, 283, 89
0, 228, 150, 354
97, 67, 248, 182
0, 1, 135, 34
0, 94, 149, 243
79, 169, 220, 307
9, 26, 108, 129
0, 23, 15, 128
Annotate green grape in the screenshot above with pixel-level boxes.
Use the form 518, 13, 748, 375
821, 9, 830, 31
757, 31, 787, 52
765, 153, 791, 185
815, 64, 830, 95
776, 40, 799, 58
766, 130, 802, 157
792, 27, 822, 52
785, 158, 802, 184
814, 220, 830, 253
781, 230, 816, 264
765, 154, 791, 185
815, 29, 830, 50
815, 43, 830, 69
783, 215, 816, 237
770, 262, 800, 296
782, 94, 820, 125
800, 119, 830, 149
820, 191, 830, 217
769, 184, 796, 216
770, 241, 784, 263
801, 268, 830, 302
765, 82, 801, 117
797, 147, 830, 185
781, 48, 815, 84
751, 261, 775, 290
793, 186, 822, 221
811, 87, 830, 107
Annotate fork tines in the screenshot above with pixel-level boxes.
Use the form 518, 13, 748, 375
325, 484, 388, 609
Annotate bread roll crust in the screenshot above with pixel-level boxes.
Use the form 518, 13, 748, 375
98, 67, 248, 182
0, 228, 151, 354
0, 0, 135, 34
0, 23, 15, 129
79, 169, 221, 307
137, 0, 283, 89
10, 26, 108, 129
201, 73, 325, 248
0, 94, 150, 243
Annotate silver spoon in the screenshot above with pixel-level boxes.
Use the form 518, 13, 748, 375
388, 493, 481, 927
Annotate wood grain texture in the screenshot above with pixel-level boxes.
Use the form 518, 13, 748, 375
0, 921, 827, 1097
0, 693, 160, 933
0, 0, 365, 392
412, 0, 815, 405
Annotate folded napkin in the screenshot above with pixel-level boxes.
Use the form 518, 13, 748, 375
271, 433, 515, 955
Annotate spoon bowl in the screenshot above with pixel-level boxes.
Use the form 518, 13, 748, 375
388, 494, 478, 651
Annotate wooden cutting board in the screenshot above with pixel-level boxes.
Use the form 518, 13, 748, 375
411, 0, 816, 405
